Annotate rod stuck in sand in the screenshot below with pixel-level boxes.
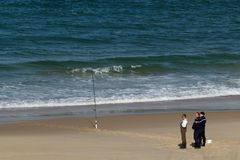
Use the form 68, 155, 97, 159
91, 72, 98, 129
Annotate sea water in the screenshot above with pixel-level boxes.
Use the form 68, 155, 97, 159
1, 0, 240, 110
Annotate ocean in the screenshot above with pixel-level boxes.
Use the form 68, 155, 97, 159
1, 0, 240, 110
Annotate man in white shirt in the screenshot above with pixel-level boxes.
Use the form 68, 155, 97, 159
180, 114, 188, 149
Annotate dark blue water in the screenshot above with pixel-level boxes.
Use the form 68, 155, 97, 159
1, 0, 240, 109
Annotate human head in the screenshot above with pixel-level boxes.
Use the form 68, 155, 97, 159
182, 114, 187, 119
200, 112, 205, 117
195, 112, 200, 118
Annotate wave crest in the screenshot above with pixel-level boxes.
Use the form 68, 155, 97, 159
1, 53, 240, 75
67, 65, 124, 74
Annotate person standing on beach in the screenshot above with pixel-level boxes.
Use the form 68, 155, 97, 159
192, 112, 201, 148
180, 114, 188, 149
199, 112, 206, 146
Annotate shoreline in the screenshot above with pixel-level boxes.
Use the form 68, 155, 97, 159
1, 95, 240, 124
2, 94, 240, 110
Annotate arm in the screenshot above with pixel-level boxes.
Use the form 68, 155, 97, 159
192, 122, 196, 130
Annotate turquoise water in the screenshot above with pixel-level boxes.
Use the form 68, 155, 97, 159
1, 0, 240, 109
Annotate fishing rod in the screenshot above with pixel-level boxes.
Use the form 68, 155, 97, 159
91, 72, 98, 129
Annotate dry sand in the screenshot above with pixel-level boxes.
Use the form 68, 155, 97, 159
0, 111, 239, 160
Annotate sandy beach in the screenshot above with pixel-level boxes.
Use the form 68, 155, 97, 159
2, 0, 240, 159
0, 111, 239, 160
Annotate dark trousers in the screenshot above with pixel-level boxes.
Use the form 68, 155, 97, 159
200, 129, 206, 145
194, 130, 201, 148
180, 127, 187, 147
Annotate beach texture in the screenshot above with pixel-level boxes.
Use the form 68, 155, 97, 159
1, 1, 240, 159
0, 111, 239, 160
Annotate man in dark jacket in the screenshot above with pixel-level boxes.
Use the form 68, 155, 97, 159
199, 112, 206, 146
192, 112, 201, 148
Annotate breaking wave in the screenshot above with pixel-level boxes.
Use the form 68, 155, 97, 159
1, 53, 240, 75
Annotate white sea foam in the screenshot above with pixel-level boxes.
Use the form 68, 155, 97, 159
131, 65, 142, 69
1, 85, 240, 109
112, 65, 123, 72
68, 65, 124, 74
2, 73, 240, 110
67, 64, 145, 75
